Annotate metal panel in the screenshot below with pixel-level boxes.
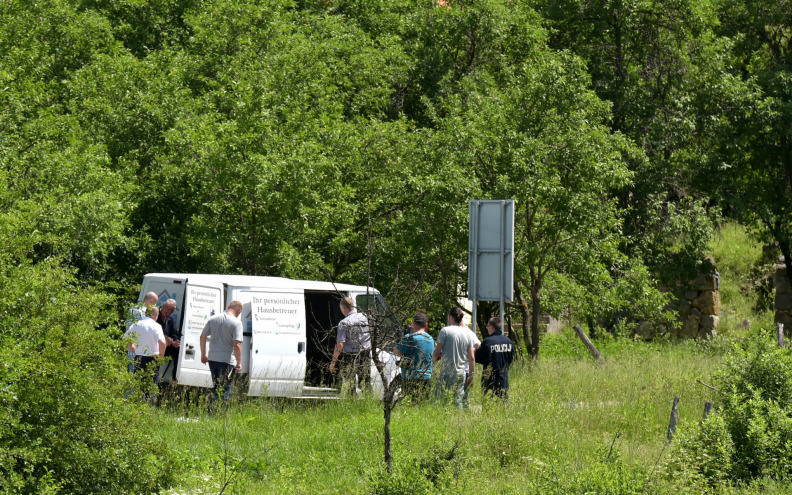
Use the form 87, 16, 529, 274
468, 200, 515, 302
177, 281, 225, 388
247, 289, 307, 397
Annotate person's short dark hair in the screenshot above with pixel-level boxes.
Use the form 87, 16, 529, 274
413, 312, 428, 327
340, 297, 355, 310
448, 306, 465, 325
488, 317, 501, 331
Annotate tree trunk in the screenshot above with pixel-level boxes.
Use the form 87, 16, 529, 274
514, 283, 532, 355
530, 284, 541, 360
611, 10, 624, 131
383, 400, 392, 473
587, 316, 597, 339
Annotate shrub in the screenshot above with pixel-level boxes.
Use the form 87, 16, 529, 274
0, 260, 178, 493
369, 442, 461, 495
666, 414, 734, 489
667, 331, 792, 486
368, 462, 434, 495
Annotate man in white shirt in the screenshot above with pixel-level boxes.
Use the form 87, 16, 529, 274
125, 291, 159, 372
125, 305, 166, 392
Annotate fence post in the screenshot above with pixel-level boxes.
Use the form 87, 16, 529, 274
702, 401, 713, 422
667, 396, 680, 442
778, 323, 785, 349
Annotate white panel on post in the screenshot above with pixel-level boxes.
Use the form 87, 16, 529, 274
176, 282, 225, 388
247, 290, 307, 397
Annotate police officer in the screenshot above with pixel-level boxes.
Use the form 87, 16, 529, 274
474, 317, 515, 399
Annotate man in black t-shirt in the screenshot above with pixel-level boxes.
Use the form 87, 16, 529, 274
157, 299, 180, 383
474, 317, 515, 399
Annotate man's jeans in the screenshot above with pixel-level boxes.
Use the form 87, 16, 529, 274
435, 372, 466, 408
208, 361, 234, 410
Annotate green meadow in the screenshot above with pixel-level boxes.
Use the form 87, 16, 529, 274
155, 338, 730, 494
153, 224, 787, 494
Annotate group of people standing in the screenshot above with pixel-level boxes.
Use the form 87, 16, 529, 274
126, 293, 515, 409
402, 306, 515, 406
125, 292, 181, 385
126, 291, 239, 410
330, 299, 516, 406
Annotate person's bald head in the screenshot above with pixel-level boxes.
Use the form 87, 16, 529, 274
143, 292, 158, 305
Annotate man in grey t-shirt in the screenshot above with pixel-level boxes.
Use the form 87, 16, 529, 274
200, 300, 243, 409
432, 306, 475, 408
329, 296, 372, 394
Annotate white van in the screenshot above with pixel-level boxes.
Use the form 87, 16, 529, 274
138, 273, 401, 398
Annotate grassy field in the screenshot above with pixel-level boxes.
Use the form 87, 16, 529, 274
157, 224, 786, 494
156, 337, 728, 494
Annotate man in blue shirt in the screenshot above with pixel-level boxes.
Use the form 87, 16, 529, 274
394, 312, 434, 401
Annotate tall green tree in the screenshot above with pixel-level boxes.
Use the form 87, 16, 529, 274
710, 0, 792, 275
533, 0, 719, 288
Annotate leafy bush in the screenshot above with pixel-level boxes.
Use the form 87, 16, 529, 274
667, 332, 792, 486
368, 462, 434, 495
0, 259, 178, 493
369, 442, 460, 495
666, 414, 734, 489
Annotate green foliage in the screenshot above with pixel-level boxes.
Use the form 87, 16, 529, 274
368, 444, 460, 495
668, 332, 792, 487
0, 259, 178, 493
532, 0, 721, 290
667, 414, 734, 489
710, 222, 776, 324
523, 447, 648, 494
369, 465, 434, 495
2, 0, 791, 492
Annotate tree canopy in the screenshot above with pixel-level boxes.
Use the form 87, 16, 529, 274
1, 0, 790, 488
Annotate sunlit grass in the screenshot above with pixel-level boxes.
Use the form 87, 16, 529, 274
159, 338, 728, 494
156, 222, 785, 493
709, 222, 774, 335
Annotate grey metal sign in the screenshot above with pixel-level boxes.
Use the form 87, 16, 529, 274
468, 200, 514, 333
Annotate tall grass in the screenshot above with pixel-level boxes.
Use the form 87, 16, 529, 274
709, 222, 774, 334
160, 338, 728, 494
156, 222, 784, 493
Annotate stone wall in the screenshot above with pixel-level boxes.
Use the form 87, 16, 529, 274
677, 270, 720, 339
774, 265, 792, 332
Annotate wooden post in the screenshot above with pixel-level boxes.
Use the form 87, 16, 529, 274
573, 324, 604, 364
667, 396, 680, 442
778, 323, 785, 349
702, 401, 713, 422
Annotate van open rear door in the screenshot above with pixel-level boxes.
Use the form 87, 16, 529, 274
248, 289, 307, 397
139, 275, 187, 385
177, 281, 225, 387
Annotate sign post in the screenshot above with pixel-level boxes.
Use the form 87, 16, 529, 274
468, 200, 515, 336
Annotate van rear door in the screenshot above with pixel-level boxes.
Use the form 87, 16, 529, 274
139, 276, 187, 384
177, 281, 225, 388
247, 289, 307, 397
138, 276, 187, 328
